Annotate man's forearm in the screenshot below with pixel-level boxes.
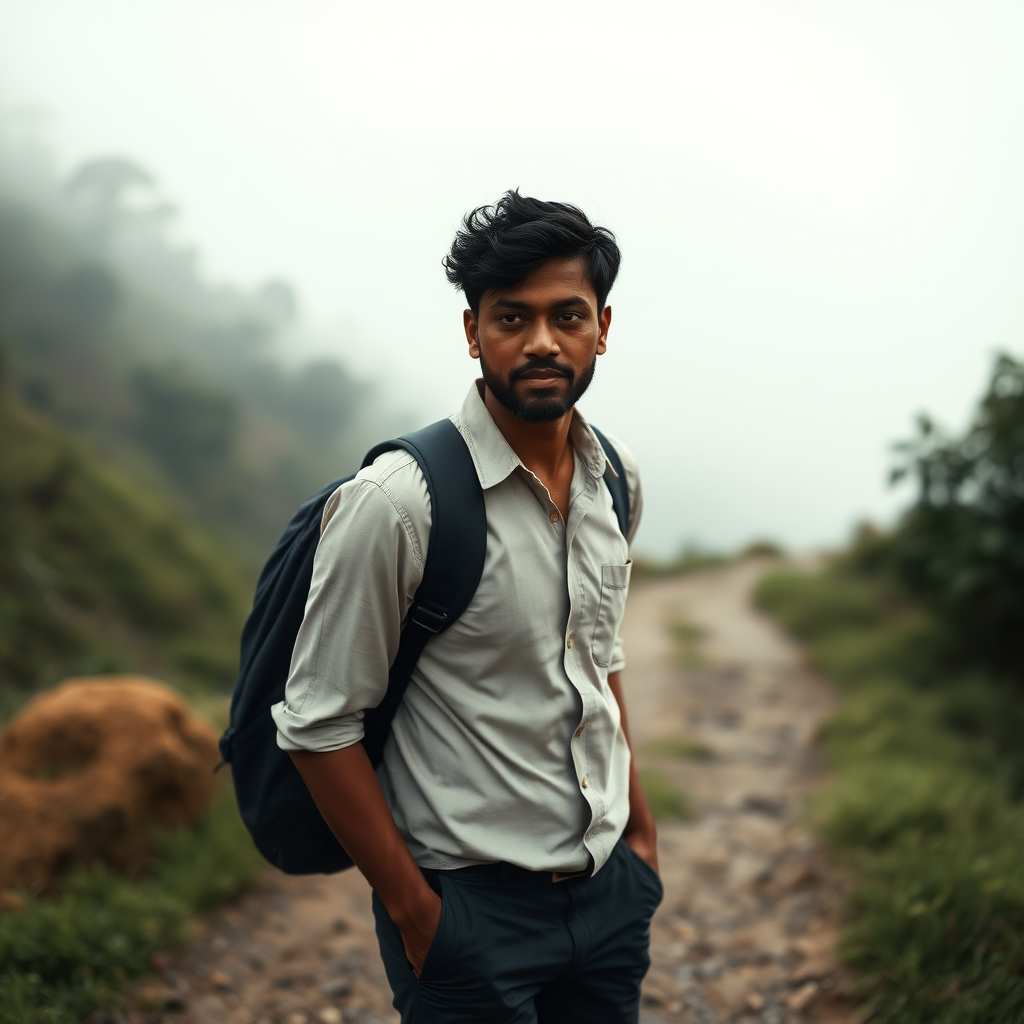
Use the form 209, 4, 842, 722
608, 670, 659, 871
288, 744, 440, 965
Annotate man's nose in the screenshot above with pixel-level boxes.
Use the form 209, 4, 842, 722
523, 321, 560, 357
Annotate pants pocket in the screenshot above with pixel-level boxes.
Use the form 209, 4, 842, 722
622, 841, 664, 907
418, 876, 458, 983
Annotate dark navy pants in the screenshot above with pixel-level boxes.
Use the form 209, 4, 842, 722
372, 839, 663, 1024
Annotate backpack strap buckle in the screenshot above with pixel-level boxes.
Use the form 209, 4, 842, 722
410, 600, 449, 633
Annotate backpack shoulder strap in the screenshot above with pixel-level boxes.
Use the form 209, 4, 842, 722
590, 426, 631, 539
359, 418, 486, 764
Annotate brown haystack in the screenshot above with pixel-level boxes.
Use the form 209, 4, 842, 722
0, 676, 220, 891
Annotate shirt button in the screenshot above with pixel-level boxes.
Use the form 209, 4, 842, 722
581, 775, 589, 789
566, 634, 574, 649
549, 510, 559, 523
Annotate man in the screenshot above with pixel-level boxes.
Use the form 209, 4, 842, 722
272, 191, 660, 1023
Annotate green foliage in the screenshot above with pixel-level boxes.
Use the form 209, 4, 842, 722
632, 546, 728, 579
754, 571, 880, 641
638, 767, 693, 820
131, 362, 239, 487
0, 784, 260, 1024
888, 353, 1024, 678
812, 619, 936, 688
0, 394, 250, 694
755, 568, 1024, 1021
645, 737, 715, 761
668, 619, 708, 669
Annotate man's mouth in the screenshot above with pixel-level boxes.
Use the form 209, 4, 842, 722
516, 367, 570, 381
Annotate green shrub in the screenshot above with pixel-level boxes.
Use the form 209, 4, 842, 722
645, 737, 715, 761
0, 782, 260, 1024
754, 571, 880, 641
812, 618, 936, 687
758, 562, 1024, 1022
811, 759, 1000, 852
888, 352, 1024, 679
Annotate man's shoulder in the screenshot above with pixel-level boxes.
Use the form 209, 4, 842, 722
321, 447, 432, 537
595, 429, 639, 479
594, 429, 641, 500
591, 427, 643, 542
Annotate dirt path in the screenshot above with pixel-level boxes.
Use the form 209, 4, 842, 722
623, 560, 854, 1024
122, 561, 853, 1024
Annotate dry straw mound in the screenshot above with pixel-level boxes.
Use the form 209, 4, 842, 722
0, 676, 220, 891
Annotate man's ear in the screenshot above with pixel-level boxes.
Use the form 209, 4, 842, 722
597, 305, 612, 356
464, 308, 481, 359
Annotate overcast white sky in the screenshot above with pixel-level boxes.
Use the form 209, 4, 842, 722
2, 1, 1022, 556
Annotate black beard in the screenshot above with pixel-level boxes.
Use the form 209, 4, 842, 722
479, 353, 597, 422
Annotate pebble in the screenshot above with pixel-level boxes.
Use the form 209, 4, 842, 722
322, 977, 354, 998
163, 991, 188, 1011
787, 981, 819, 1011
0, 890, 25, 913
208, 969, 234, 992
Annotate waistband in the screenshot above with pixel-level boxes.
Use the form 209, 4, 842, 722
426, 854, 595, 886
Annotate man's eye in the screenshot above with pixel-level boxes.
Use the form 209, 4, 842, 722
499, 314, 521, 323
558, 312, 583, 321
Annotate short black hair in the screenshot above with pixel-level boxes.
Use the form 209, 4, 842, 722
444, 190, 621, 314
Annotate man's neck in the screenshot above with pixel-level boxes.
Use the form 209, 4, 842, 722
482, 385, 575, 482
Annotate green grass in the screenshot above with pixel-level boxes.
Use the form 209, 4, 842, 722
0, 396, 252, 699
668, 619, 709, 670
0, 394, 262, 1021
0, 781, 261, 1024
645, 737, 715, 761
632, 549, 728, 579
755, 569, 1024, 1022
639, 767, 693, 821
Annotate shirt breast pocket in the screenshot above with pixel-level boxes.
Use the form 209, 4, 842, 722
591, 561, 632, 668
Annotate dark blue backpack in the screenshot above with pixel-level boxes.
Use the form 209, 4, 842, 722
219, 418, 630, 875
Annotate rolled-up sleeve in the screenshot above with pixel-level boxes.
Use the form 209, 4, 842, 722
605, 435, 643, 675
272, 453, 430, 752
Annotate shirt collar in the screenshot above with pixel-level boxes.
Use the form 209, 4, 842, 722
453, 380, 613, 490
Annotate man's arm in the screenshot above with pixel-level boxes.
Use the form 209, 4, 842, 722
608, 670, 659, 873
275, 464, 441, 970
289, 745, 440, 973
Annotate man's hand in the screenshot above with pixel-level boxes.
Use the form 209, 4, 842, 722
289, 745, 446, 976
394, 889, 443, 976
623, 818, 659, 875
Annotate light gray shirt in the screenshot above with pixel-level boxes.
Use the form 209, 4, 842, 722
272, 381, 642, 874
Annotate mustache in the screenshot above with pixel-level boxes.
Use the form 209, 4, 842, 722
508, 358, 576, 384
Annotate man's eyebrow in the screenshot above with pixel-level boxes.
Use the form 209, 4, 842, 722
489, 296, 592, 312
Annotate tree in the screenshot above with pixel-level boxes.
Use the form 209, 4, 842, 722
890, 353, 1024, 677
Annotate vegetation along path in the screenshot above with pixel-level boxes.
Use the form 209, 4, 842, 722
120, 560, 855, 1024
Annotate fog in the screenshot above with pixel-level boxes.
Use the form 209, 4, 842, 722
2, 0, 1021, 557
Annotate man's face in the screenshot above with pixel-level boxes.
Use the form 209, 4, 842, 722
464, 256, 611, 423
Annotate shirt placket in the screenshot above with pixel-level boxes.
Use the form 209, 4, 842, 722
563, 472, 603, 845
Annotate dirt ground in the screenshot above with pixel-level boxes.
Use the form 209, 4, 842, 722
116, 560, 855, 1024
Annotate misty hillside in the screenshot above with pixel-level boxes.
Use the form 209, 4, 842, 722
0, 133, 400, 564
0, 387, 250, 710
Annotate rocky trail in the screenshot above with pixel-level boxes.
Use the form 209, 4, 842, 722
116, 560, 854, 1024
623, 561, 854, 1024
